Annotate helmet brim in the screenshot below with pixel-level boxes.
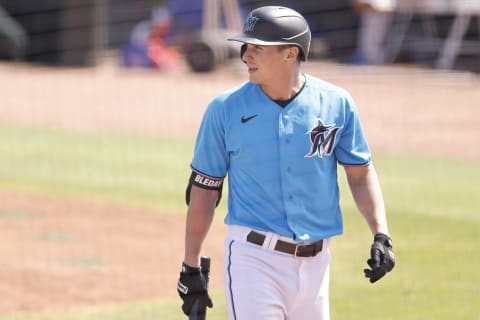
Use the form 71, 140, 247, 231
227, 34, 292, 46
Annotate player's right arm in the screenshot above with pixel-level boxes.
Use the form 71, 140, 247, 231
178, 185, 216, 316
183, 185, 218, 268
178, 170, 221, 316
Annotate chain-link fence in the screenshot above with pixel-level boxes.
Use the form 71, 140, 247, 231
1, 0, 477, 71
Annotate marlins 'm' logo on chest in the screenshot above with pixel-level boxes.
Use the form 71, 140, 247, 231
305, 120, 340, 158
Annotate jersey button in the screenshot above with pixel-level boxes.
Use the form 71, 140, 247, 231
285, 138, 290, 144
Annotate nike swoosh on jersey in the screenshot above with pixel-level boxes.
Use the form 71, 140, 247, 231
241, 114, 258, 123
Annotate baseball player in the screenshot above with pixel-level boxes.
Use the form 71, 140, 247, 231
177, 6, 395, 320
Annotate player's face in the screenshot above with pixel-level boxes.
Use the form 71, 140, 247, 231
242, 44, 289, 85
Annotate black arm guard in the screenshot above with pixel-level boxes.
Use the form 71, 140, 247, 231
185, 171, 224, 207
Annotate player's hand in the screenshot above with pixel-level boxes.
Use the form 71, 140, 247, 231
364, 233, 395, 283
177, 262, 213, 315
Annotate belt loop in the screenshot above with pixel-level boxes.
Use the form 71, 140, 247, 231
294, 244, 300, 257
264, 232, 275, 249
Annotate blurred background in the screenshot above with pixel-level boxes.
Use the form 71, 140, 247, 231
0, 0, 479, 72
0, 1, 479, 319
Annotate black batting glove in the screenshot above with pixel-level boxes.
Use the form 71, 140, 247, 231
177, 263, 213, 316
364, 233, 395, 283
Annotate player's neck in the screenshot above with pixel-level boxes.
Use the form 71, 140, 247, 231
262, 70, 304, 101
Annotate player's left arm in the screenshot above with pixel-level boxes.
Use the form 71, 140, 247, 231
344, 163, 388, 235
344, 163, 395, 283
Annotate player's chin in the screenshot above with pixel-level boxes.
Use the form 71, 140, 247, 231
247, 67, 258, 77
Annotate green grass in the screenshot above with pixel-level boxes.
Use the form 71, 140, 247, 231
331, 193, 479, 319
0, 125, 193, 214
331, 156, 480, 320
0, 125, 478, 319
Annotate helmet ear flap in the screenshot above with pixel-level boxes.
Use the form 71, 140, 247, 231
240, 44, 247, 64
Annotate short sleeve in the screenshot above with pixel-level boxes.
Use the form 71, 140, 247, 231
191, 99, 229, 178
334, 94, 371, 166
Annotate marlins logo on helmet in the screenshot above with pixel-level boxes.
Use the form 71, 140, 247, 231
244, 15, 260, 32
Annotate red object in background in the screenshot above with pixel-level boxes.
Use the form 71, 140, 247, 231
147, 41, 180, 71
121, 6, 180, 71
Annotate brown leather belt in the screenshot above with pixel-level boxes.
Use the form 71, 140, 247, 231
246, 231, 323, 257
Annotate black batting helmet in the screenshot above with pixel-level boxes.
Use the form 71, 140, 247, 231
228, 6, 311, 61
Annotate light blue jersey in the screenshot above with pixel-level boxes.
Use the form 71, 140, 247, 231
191, 74, 371, 241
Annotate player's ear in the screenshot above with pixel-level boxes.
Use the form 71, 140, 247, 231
285, 46, 299, 61
240, 44, 247, 64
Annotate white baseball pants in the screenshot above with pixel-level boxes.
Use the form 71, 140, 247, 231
223, 225, 331, 320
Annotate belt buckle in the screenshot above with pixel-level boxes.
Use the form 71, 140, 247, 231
294, 243, 318, 257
